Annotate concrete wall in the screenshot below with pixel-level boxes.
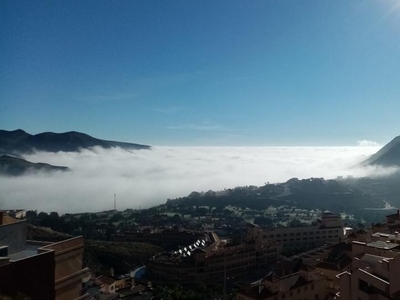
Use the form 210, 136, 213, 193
0, 220, 26, 254
0, 250, 55, 300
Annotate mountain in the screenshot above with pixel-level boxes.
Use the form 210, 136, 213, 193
362, 136, 400, 167
0, 129, 150, 154
0, 155, 70, 176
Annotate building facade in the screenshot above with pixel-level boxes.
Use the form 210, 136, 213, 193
114, 226, 206, 249
235, 265, 329, 300
247, 211, 344, 250
148, 231, 281, 284
337, 240, 400, 300
0, 212, 90, 300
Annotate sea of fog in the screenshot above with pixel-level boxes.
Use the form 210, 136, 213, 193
0, 146, 389, 214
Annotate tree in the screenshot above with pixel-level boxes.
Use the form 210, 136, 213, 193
38, 212, 48, 219
254, 216, 273, 227
171, 214, 182, 224
26, 210, 37, 220
49, 212, 59, 219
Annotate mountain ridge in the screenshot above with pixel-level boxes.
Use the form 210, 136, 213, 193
362, 135, 400, 167
0, 129, 150, 154
0, 154, 70, 176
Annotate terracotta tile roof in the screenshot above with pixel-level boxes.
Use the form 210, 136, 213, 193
2, 215, 18, 225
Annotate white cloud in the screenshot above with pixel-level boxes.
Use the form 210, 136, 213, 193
357, 140, 380, 147
0, 145, 389, 214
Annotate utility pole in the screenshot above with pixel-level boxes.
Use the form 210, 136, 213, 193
114, 194, 116, 211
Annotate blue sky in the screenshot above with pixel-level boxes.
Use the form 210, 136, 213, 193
1, 0, 400, 146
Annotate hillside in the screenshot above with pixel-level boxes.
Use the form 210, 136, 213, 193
362, 136, 400, 167
0, 155, 70, 176
0, 129, 150, 154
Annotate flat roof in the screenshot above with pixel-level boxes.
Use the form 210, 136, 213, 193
367, 241, 399, 250
8, 244, 41, 261
372, 232, 400, 240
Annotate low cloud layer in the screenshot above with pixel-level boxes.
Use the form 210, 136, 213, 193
0, 146, 390, 214
357, 140, 380, 147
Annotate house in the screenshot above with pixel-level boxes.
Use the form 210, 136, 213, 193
235, 264, 330, 300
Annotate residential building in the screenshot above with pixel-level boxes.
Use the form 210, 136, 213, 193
0, 211, 90, 300
385, 210, 400, 233
114, 226, 206, 249
336, 241, 400, 300
235, 264, 330, 300
247, 212, 344, 250
148, 231, 281, 284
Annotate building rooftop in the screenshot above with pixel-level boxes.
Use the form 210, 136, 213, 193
367, 241, 400, 250
372, 232, 400, 241
7, 243, 44, 261
0, 214, 19, 226
240, 272, 323, 299
315, 256, 352, 271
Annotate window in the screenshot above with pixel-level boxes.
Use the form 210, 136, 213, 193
0, 246, 8, 257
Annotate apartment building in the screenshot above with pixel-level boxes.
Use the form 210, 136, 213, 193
336, 241, 400, 300
247, 212, 344, 250
385, 210, 400, 233
148, 231, 281, 284
114, 226, 205, 249
0, 212, 90, 300
235, 264, 329, 300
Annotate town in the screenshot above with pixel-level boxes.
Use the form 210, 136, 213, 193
1, 203, 400, 300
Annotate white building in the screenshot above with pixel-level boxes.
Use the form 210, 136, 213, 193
247, 212, 344, 249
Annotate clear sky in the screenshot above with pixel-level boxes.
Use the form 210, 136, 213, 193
1, 0, 400, 146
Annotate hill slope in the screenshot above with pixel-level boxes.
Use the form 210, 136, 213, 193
362, 136, 400, 167
0, 155, 70, 176
0, 129, 150, 154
